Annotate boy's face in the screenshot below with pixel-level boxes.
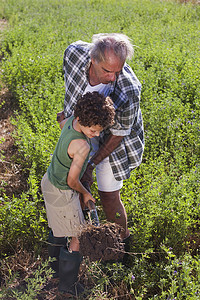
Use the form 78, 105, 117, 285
81, 124, 103, 139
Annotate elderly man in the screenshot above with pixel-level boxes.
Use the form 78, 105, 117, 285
57, 33, 144, 243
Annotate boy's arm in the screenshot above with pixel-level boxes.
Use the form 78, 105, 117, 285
67, 139, 95, 205
59, 118, 68, 130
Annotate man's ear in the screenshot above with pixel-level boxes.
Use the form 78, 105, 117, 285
91, 57, 96, 65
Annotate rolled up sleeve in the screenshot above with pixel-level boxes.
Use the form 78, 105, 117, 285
110, 91, 140, 137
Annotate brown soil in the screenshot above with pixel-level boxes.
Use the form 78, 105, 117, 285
0, 87, 29, 198
0, 245, 72, 300
79, 223, 125, 262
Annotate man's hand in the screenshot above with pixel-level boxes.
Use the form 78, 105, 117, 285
57, 110, 65, 123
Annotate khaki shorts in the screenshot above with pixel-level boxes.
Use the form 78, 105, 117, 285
41, 173, 85, 237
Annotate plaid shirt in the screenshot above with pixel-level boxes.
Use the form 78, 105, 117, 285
63, 41, 144, 180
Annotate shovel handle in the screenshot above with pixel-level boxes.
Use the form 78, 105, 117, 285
88, 200, 100, 226
81, 182, 100, 226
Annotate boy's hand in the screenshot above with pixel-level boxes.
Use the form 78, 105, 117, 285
80, 181, 95, 209
82, 193, 96, 207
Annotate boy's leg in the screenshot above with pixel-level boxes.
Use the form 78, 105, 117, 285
59, 237, 84, 295
48, 230, 67, 278
58, 247, 84, 295
69, 236, 80, 252
41, 173, 85, 282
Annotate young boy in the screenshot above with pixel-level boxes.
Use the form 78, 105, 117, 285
41, 92, 115, 296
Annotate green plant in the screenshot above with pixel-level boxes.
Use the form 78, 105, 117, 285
158, 246, 200, 299
0, 258, 53, 299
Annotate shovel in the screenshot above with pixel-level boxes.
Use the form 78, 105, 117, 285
81, 181, 100, 226
88, 200, 100, 227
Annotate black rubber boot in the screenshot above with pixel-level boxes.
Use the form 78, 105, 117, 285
48, 230, 67, 278
58, 247, 84, 296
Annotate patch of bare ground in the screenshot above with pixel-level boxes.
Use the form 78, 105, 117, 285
0, 245, 62, 299
0, 244, 131, 300
0, 87, 29, 198
0, 21, 29, 199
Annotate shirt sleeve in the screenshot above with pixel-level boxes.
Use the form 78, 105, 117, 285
109, 77, 141, 136
63, 45, 78, 117
110, 101, 135, 136
63, 42, 90, 118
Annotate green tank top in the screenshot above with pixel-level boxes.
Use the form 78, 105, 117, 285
47, 116, 91, 190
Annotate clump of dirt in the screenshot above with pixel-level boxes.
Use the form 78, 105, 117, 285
79, 223, 125, 262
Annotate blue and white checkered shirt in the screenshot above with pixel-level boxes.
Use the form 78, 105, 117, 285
63, 41, 144, 180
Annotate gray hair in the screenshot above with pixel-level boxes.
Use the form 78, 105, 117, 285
90, 33, 134, 63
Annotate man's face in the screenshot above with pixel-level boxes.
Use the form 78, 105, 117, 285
90, 50, 124, 85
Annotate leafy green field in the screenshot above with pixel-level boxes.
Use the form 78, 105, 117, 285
0, 0, 199, 298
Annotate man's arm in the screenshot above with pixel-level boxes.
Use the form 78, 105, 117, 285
81, 134, 123, 186
57, 110, 65, 123
90, 134, 123, 166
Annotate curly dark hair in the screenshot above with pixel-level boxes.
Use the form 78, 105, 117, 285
74, 92, 115, 129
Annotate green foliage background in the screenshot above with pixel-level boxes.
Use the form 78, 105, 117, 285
0, 0, 199, 298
